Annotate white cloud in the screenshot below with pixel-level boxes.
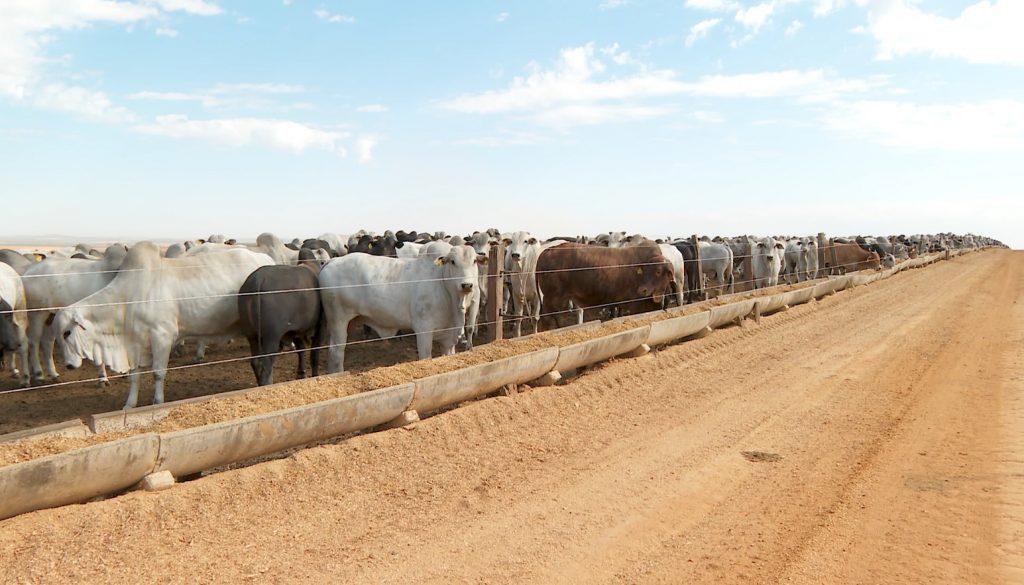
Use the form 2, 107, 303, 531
354, 134, 378, 163
314, 9, 354, 23
356, 104, 389, 113
599, 0, 630, 10
686, 18, 722, 47
685, 0, 739, 12
134, 115, 350, 155
155, 26, 178, 37
735, 1, 777, 33
785, 19, 803, 36
813, 0, 845, 17
858, 0, 1024, 65
496, 11, 509, 22
439, 44, 877, 126
691, 110, 725, 123
145, 0, 222, 16
32, 82, 135, 122
535, 104, 676, 127
127, 83, 306, 109
823, 99, 1024, 152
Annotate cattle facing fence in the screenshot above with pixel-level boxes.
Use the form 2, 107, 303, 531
0, 248, 970, 521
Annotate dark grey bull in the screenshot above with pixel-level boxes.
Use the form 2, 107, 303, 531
238, 248, 325, 386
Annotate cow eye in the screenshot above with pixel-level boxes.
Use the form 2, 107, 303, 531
63, 330, 71, 340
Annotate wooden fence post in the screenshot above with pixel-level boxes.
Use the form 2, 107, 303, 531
740, 238, 754, 293
817, 232, 829, 276
485, 241, 504, 343
691, 234, 705, 301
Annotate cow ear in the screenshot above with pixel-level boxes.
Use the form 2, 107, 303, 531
476, 254, 488, 265
528, 237, 537, 245
757, 242, 765, 248
435, 257, 446, 266
775, 242, 785, 249
502, 238, 512, 246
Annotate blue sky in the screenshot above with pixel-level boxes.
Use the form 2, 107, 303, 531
1, 0, 1021, 247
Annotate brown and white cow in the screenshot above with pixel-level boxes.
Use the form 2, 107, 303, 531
825, 242, 881, 274
536, 242, 674, 330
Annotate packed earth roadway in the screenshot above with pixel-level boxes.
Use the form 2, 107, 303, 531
0, 248, 1021, 584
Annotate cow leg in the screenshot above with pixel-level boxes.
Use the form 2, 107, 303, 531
96, 362, 109, 387
14, 329, 29, 387
415, 328, 434, 360
150, 336, 174, 405
294, 335, 307, 380
326, 318, 350, 373
27, 311, 47, 384
193, 341, 207, 363
247, 336, 264, 386
124, 368, 142, 409
40, 320, 59, 381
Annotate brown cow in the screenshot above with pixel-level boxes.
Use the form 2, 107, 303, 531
536, 242, 674, 330
825, 242, 881, 274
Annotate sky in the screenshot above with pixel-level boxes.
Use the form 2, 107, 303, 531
1, 0, 1021, 248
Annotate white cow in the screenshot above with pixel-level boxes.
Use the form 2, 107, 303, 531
657, 244, 686, 306
0, 263, 29, 386
53, 242, 273, 408
594, 231, 628, 248
800, 238, 819, 281
317, 232, 349, 256
252, 232, 300, 265
319, 242, 483, 373
696, 241, 735, 297
504, 231, 543, 337
752, 237, 784, 289
21, 244, 128, 385
396, 241, 425, 259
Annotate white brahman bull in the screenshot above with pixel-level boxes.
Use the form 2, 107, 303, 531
53, 242, 273, 408
752, 237, 784, 289
504, 231, 543, 337
696, 241, 735, 297
319, 242, 483, 373
0, 263, 29, 386
21, 244, 128, 385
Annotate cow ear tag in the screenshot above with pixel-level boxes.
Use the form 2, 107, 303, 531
636, 267, 643, 275
435, 257, 445, 266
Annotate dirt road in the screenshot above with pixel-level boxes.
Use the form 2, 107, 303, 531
1, 249, 1020, 584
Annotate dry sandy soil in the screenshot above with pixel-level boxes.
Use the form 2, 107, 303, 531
0, 249, 1020, 584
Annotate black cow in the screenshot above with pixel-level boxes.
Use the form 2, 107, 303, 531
237, 248, 325, 386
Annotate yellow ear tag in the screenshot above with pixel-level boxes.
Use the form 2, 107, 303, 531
636, 267, 643, 275
435, 257, 445, 266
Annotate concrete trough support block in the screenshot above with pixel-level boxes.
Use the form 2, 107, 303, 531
139, 470, 175, 492
383, 410, 420, 430
684, 326, 714, 341
156, 384, 415, 479
552, 326, 651, 373
531, 370, 562, 387
0, 420, 92, 444
707, 300, 756, 329
623, 344, 651, 358
0, 434, 160, 521
410, 348, 558, 415
647, 312, 712, 347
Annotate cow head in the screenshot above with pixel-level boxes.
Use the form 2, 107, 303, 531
635, 252, 674, 305
505, 231, 538, 270
53, 307, 93, 370
435, 245, 485, 308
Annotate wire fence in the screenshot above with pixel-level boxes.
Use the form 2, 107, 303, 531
0, 237, 974, 400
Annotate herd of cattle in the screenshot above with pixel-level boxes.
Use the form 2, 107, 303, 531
0, 230, 1004, 409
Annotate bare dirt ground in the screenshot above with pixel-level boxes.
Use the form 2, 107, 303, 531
0, 249, 1020, 584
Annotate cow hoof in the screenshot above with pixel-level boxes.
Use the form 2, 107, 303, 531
98, 379, 110, 388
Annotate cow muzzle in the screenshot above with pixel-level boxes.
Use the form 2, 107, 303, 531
460, 282, 474, 293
